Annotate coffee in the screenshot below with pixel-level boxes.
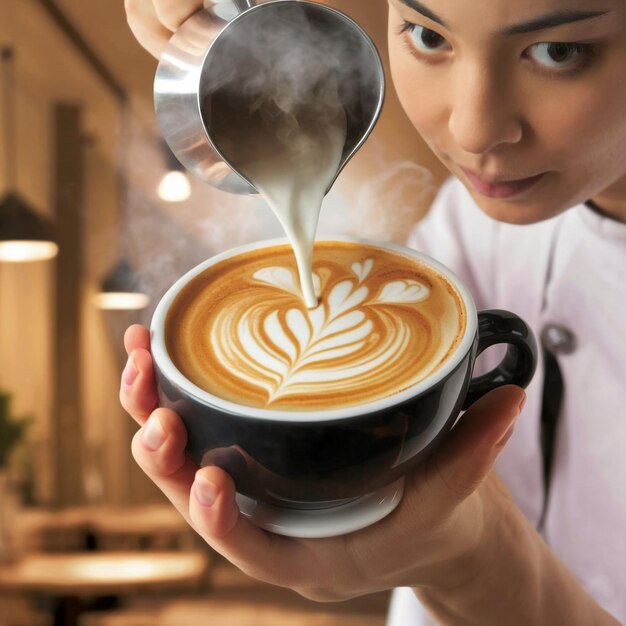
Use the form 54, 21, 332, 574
165, 241, 466, 411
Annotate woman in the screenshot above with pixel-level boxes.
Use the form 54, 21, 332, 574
120, 0, 626, 623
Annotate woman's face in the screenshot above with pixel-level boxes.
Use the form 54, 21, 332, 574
387, 0, 626, 224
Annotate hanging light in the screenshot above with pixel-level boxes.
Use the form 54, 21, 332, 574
0, 193, 58, 262
93, 104, 149, 312
93, 260, 150, 311
0, 47, 57, 263
157, 142, 191, 203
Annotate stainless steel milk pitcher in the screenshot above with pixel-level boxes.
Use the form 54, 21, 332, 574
154, 0, 385, 195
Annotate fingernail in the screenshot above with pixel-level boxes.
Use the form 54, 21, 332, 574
195, 476, 217, 507
123, 357, 138, 386
142, 414, 166, 451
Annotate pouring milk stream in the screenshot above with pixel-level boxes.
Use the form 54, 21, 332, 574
211, 95, 348, 308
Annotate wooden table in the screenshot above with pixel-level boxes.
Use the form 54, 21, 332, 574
16, 505, 190, 551
0, 550, 208, 626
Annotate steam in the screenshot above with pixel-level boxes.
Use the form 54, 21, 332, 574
204, 2, 382, 168
111, 106, 434, 326
104, 3, 433, 322
110, 109, 265, 326
205, 3, 378, 120
319, 149, 436, 243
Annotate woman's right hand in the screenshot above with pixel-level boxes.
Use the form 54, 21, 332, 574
125, 0, 334, 58
125, 0, 205, 58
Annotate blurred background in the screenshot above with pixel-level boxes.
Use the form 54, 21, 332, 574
0, 1, 447, 624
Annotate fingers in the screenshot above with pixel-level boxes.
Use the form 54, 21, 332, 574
131, 410, 314, 589
121, 325, 158, 424
152, 0, 205, 32
188, 466, 314, 588
425, 385, 526, 509
121, 322, 324, 590
125, 0, 174, 58
131, 408, 199, 525
124, 324, 150, 355
121, 324, 158, 425
189, 466, 240, 538
120, 346, 159, 425
132, 410, 311, 588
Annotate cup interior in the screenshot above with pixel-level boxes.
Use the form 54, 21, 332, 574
150, 237, 478, 422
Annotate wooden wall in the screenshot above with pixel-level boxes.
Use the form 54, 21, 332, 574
0, 0, 155, 507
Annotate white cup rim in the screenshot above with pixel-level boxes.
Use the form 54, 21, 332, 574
150, 236, 478, 422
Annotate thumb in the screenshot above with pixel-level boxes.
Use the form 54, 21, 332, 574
426, 385, 526, 510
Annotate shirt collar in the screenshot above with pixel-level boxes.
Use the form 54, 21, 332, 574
577, 202, 626, 242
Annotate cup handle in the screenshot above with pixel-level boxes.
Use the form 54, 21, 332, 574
463, 310, 538, 410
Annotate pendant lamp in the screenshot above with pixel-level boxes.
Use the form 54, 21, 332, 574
0, 47, 58, 263
93, 260, 150, 311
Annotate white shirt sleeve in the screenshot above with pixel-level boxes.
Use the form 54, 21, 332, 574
387, 587, 437, 626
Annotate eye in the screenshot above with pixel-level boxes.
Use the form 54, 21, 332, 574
526, 42, 594, 71
400, 22, 451, 55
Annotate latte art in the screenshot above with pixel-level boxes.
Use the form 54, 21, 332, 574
166, 242, 466, 410
214, 261, 429, 404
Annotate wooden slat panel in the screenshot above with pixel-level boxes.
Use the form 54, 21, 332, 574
52, 102, 85, 506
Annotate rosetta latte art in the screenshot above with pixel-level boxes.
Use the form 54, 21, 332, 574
210, 259, 431, 406
166, 242, 465, 410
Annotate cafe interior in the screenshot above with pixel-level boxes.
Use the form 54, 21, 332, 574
0, 1, 448, 624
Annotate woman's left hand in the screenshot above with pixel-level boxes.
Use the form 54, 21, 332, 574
121, 324, 524, 601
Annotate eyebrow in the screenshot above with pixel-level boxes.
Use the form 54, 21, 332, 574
501, 10, 610, 35
398, 0, 448, 28
398, 0, 610, 35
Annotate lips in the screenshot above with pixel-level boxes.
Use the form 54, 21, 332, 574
459, 166, 545, 199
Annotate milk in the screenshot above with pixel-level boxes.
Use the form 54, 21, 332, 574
212, 96, 347, 308
241, 112, 346, 308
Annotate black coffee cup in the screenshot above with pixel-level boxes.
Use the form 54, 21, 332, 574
151, 238, 537, 537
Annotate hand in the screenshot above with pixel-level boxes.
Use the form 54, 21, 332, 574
125, 0, 205, 58
125, 0, 333, 58
120, 323, 525, 601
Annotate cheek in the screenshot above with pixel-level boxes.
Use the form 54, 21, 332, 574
526, 72, 626, 174
387, 28, 444, 141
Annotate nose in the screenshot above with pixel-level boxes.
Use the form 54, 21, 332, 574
448, 63, 523, 155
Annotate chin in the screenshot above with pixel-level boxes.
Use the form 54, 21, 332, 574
466, 189, 567, 226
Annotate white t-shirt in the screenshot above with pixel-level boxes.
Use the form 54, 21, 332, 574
388, 177, 626, 625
